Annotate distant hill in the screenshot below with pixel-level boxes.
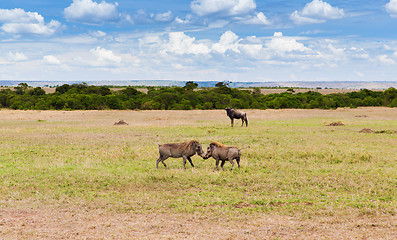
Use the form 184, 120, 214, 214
1, 80, 396, 89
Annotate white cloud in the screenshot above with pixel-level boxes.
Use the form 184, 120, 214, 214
290, 0, 344, 25
212, 31, 240, 54
240, 43, 263, 58
90, 30, 107, 38
174, 16, 192, 24
0, 8, 61, 35
154, 11, 173, 22
376, 54, 395, 65
191, 0, 256, 17
64, 0, 131, 25
266, 32, 309, 53
238, 12, 271, 25
208, 20, 230, 28
163, 32, 211, 55
43, 55, 61, 65
385, 0, 397, 18
7, 52, 28, 61
91, 46, 122, 64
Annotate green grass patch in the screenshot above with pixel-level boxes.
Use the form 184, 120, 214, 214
0, 110, 396, 219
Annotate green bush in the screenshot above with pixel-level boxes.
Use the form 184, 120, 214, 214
0, 83, 396, 110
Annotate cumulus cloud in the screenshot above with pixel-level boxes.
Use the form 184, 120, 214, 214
64, 0, 131, 25
163, 32, 211, 55
91, 46, 122, 64
212, 31, 240, 54
43, 55, 61, 65
191, 0, 256, 17
0, 8, 61, 35
385, 0, 397, 18
266, 32, 309, 53
290, 0, 344, 25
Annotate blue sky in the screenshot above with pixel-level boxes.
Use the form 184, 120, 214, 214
1, 0, 397, 82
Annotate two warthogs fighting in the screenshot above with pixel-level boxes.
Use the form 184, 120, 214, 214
156, 140, 244, 170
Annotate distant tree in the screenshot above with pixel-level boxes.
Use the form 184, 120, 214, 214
184, 81, 198, 91
252, 87, 261, 96
286, 88, 295, 93
215, 81, 230, 88
120, 87, 140, 97
28, 87, 46, 96
55, 84, 71, 94
14, 83, 29, 95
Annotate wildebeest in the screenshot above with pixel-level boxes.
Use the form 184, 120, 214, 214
156, 140, 204, 169
225, 108, 248, 127
203, 141, 244, 170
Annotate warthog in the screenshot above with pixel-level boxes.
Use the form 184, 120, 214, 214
156, 140, 204, 169
203, 141, 245, 170
225, 108, 248, 127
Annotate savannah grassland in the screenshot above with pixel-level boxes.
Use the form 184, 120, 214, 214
0, 108, 396, 239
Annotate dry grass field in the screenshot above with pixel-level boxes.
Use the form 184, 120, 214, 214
0, 108, 396, 239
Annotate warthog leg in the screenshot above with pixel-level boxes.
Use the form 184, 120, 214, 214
187, 156, 194, 167
220, 160, 226, 170
156, 156, 168, 169
236, 156, 241, 169
215, 158, 220, 170
229, 158, 235, 170
182, 156, 187, 169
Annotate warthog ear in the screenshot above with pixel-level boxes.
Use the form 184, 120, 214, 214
209, 143, 215, 151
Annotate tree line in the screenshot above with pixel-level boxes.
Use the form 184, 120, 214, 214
1, 82, 397, 110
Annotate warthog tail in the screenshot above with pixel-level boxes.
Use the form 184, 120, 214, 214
239, 146, 250, 151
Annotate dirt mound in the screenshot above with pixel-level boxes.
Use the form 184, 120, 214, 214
327, 121, 344, 126
359, 128, 374, 133
114, 120, 128, 125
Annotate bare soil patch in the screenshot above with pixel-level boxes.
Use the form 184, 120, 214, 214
1, 207, 396, 239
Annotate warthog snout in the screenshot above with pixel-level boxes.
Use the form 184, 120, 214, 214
196, 144, 204, 157
202, 146, 212, 159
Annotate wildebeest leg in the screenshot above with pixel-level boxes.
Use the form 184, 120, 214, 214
230, 117, 234, 127
241, 118, 244, 127
156, 156, 168, 169
187, 156, 194, 167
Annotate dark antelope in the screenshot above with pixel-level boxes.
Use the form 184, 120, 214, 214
225, 108, 248, 127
